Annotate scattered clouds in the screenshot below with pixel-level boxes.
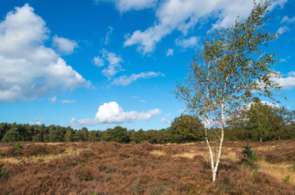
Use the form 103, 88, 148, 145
175, 36, 198, 48
102, 63, 122, 78
160, 113, 173, 125
0, 4, 87, 101
93, 56, 104, 67
276, 15, 295, 37
131, 95, 146, 103
49, 96, 76, 104
112, 71, 163, 86
52, 35, 78, 54
166, 48, 174, 56
117, 0, 158, 12
93, 49, 123, 78
105, 50, 122, 65
281, 16, 295, 24
124, 0, 286, 54
30, 120, 43, 125
271, 0, 288, 9
246, 100, 280, 110
260, 100, 280, 108
61, 99, 76, 104
104, 26, 113, 45
160, 117, 171, 124
77, 101, 160, 125
95, 0, 158, 12
276, 26, 289, 36
272, 71, 295, 89
50, 96, 57, 103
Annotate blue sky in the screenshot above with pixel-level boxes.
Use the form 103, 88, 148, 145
0, 0, 294, 130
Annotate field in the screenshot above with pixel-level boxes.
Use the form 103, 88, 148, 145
0, 141, 295, 194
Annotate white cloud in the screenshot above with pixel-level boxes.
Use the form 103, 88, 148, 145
270, 0, 287, 9
31, 120, 43, 125
93, 49, 123, 78
281, 16, 295, 24
0, 4, 87, 101
77, 101, 160, 125
246, 100, 280, 110
49, 96, 76, 104
260, 100, 280, 108
61, 99, 76, 104
52, 35, 77, 54
102, 63, 122, 78
276, 26, 289, 36
160, 115, 172, 124
104, 26, 113, 45
124, 0, 287, 53
112, 71, 163, 86
176, 36, 198, 48
277, 15, 295, 37
50, 96, 57, 103
166, 48, 174, 56
272, 71, 295, 89
119, 0, 157, 12
105, 50, 122, 65
95, 0, 157, 12
93, 56, 104, 67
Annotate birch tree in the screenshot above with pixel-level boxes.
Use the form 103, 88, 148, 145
177, 3, 277, 183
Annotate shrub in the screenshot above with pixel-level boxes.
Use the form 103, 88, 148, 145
130, 178, 144, 194
77, 167, 94, 181
0, 166, 9, 180
100, 126, 130, 143
9, 142, 23, 156
241, 144, 257, 167
1, 127, 22, 142
25, 145, 50, 156
283, 175, 290, 184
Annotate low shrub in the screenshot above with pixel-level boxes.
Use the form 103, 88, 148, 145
8, 142, 23, 156
0, 166, 9, 180
25, 145, 50, 156
77, 167, 94, 181
264, 149, 295, 164
241, 144, 257, 167
283, 175, 290, 184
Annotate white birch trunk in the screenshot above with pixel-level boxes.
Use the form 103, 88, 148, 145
205, 102, 225, 183
205, 137, 215, 182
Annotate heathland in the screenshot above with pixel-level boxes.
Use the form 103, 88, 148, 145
1, 141, 295, 194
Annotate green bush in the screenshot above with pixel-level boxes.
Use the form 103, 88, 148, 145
283, 175, 290, 184
2, 127, 22, 142
241, 144, 257, 167
10, 142, 23, 156
0, 166, 9, 180
290, 164, 295, 172
100, 126, 130, 143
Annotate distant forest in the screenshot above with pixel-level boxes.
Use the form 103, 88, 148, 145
1, 99, 295, 143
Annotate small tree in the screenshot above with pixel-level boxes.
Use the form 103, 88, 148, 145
177, 3, 277, 182
101, 126, 130, 143
64, 129, 74, 142
170, 115, 204, 142
228, 98, 285, 141
2, 127, 22, 142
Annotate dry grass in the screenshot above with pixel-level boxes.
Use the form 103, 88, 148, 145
258, 160, 295, 185
150, 150, 166, 157
0, 147, 83, 164
173, 151, 199, 159
0, 141, 295, 194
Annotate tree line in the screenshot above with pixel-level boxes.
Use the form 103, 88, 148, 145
0, 99, 294, 143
